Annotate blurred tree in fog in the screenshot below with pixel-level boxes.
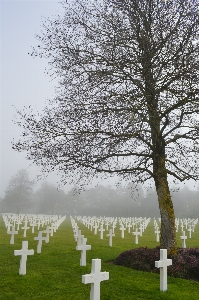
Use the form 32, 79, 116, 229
1, 169, 34, 213
117, 183, 145, 217
34, 182, 66, 214
65, 183, 198, 218
63, 185, 88, 216
83, 185, 118, 216
171, 185, 199, 218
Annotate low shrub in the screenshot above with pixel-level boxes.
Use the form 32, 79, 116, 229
114, 246, 199, 282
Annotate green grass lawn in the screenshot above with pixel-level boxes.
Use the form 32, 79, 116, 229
0, 216, 199, 299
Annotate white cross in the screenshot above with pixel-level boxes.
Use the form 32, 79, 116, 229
155, 249, 172, 291
143, 220, 147, 230
154, 227, 160, 242
37, 219, 41, 230
6, 222, 12, 233
73, 224, 78, 234
131, 222, 136, 230
76, 237, 91, 266
8, 226, 18, 244
187, 226, 192, 238
106, 229, 115, 247
48, 224, 54, 236
43, 226, 51, 243
120, 224, 126, 238
93, 223, 98, 235
127, 223, 132, 233
21, 221, 30, 238
75, 230, 84, 246
16, 220, 22, 230
52, 222, 59, 232
82, 259, 109, 300
105, 221, 109, 231
184, 220, 188, 230
139, 223, 143, 236
132, 228, 140, 244
51, 223, 57, 234
14, 241, 34, 275
98, 225, 105, 239
34, 231, 46, 253
90, 223, 93, 231
74, 226, 79, 240
180, 231, 187, 248
30, 222, 36, 233
112, 223, 116, 233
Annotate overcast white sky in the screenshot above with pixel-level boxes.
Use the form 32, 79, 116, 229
0, 0, 66, 197
0, 0, 198, 198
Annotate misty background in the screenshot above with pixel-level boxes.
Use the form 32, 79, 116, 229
0, 168, 198, 217
1, 0, 198, 214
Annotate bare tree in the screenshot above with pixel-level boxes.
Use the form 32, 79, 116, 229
13, 0, 199, 254
2, 169, 34, 213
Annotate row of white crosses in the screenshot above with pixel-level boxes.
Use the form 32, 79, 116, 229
80, 218, 117, 246
79, 216, 148, 231
6, 222, 50, 245
175, 218, 198, 233
7, 223, 54, 246
83, 247, 171, 295
77, 217, 147, 247
154, 217, 198, 247
3, 213, 59, 229
72, 216, 174, 298
2, 213, 66, 275
3, 213, 62, 241
80, 216, 198, 249
71, 217, 110, 300
71, 218, 91, 266
77, 216, 151, 246
14, 229, 48, 275
177, 218, 198, 248
15, 215, 66, 275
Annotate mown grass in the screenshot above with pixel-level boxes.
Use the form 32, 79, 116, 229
0, 216, 199, 299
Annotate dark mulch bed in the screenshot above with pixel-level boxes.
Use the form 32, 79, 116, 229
114, 246, 199, 282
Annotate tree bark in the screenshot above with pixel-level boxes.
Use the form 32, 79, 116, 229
154, 157, 177, 255
149, 105, 177, 254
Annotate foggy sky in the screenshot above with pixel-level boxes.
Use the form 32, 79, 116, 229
1, 0, 66, 197
0, 0, 198, 198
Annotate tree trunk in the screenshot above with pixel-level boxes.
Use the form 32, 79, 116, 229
154, 159, 177, 255
145, 85, 177, 253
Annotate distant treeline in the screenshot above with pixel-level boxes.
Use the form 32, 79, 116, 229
1, 181, 198, 218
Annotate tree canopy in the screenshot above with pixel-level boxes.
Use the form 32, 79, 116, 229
13, 0, 199, 253
1, 169, 34, 213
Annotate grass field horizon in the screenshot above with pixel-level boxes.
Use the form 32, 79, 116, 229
0, 216, 199, 299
